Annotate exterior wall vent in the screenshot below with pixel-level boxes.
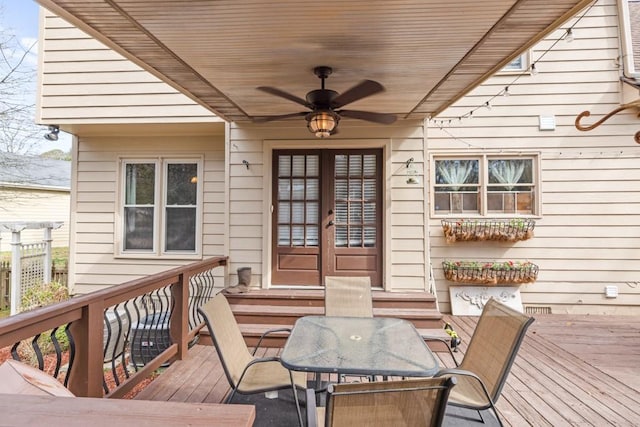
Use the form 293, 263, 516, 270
524, 305, 552, 315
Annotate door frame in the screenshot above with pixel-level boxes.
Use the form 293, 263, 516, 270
262, 139, 392, 290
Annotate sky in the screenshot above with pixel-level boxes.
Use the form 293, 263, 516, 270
1, 0, 71, 153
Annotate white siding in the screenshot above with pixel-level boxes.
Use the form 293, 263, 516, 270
0, 188, 70, 248
227, 120, 428, 291
38, 10, 219, 124
428, 0, 640, 314
70, 132, 226, 294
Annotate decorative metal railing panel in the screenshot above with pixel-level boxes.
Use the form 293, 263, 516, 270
0, 256, 227, 398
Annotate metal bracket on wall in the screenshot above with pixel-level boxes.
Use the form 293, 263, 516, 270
575, 99, 640, 144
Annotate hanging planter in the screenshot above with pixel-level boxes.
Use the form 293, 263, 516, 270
443, 260, 539, 285
441, 218, 535, 243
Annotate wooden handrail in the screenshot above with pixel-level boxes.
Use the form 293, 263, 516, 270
0, 256, 228, 397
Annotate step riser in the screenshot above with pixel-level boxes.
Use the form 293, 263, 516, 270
217, 290, 443, 348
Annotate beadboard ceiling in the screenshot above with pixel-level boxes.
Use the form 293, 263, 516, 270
36, 0, 593, 123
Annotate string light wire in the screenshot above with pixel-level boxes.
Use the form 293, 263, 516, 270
429, 0, 598, 129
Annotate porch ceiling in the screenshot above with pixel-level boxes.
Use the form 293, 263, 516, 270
37, 0, 592, 124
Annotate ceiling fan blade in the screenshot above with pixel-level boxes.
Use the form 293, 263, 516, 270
257, 86, 313, 109
331, 80, 385, 108
338, 109, 397, 125
252, 112, 308, 123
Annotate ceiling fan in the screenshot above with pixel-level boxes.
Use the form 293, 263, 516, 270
254, 66, 397, 138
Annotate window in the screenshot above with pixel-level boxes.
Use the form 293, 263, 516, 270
432, 155, 538, 216
120, 158, 202, 256
499, 52, 531, 74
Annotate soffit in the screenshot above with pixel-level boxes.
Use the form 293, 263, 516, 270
37, 0, 593, 123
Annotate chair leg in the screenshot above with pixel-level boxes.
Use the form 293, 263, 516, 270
225, 386, 238, 404
489, 404, 504, 427
289, 371, 304, 427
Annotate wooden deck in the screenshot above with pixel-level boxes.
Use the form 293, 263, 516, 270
135, 314, 640, 426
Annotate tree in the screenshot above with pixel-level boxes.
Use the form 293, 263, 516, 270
0, 16, 41, 155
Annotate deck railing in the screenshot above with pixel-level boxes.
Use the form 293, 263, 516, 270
0, 256, 227, 398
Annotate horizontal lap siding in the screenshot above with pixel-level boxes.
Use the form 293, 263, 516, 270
0, 188, 70, 247
228, 120, 427, 291
39, 11, 217, 124
428, 0, 640, 314
72, 135, 225, 294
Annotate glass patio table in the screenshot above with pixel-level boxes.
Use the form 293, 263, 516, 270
280, 316, 439, 377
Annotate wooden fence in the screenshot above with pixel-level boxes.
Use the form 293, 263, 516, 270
0, 260, 68, 311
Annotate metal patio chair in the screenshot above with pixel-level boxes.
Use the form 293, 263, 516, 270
324, 276, 373, 317
197, 293, 307, 408
434, 298, 534, 426
306, 377, 456, 427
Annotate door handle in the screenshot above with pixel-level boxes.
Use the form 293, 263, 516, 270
327, 220, 335, 226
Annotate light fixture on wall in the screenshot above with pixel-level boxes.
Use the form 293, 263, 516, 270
405, 158, 419, 184
44, 125, 59, 141
306, 110, 339, 138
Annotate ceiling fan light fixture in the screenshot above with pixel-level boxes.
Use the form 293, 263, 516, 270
307, 110, 339, 138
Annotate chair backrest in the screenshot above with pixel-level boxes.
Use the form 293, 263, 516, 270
460, 298, 534, 403
325, 377, 456, 427
324, 276, 373, 317
197, 293, 253, 388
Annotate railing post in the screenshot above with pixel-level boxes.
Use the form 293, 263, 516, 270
170, 273, 189, 361
9, 228, 22, 315
43, 226, 53, 284
68, 301, 104, 397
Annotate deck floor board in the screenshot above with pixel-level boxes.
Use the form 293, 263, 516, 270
135, 313, 640, 426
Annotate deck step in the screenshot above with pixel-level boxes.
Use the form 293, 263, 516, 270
209, 289, 444, 347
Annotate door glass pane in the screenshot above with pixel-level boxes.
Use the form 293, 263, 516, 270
278, 225, 290, 246
278, 179, 291, 199
306, 202, 319, 224
349, 226, 362, 246
292, 225, 305, 246
335, 179, 347, 199
278, 202, 290, 222
349, 179, 362, 199
307, 179, 319, 199
364, 202, 376, 223
364, 227, 376, 247
292, 155, 305, 177
349, 202, 362, 223
335, 202, 347, 222
349, 155, 362, 176
165, 207, 196, 251
292, 202, 304, 223
292, 179, 305, 200
335, 226, 347, 247
335, 155, 348, 176
363, 155, 376, 176
278, 155, 291, 177
364, 179, 376, 199
307, 155, 319, 176
306, 226, 318, 247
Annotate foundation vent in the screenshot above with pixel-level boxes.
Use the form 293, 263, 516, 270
524, 306, 552, 315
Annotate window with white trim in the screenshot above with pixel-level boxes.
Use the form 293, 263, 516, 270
120, 158, 202, 256
432, 155, 538, 216
499, 52, 531, 74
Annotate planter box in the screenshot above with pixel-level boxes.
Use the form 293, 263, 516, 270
441, 218, 535, 243
443, 261, 538, 285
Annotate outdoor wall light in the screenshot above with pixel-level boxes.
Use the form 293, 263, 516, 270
44, 125, 60, 141
306, 110, 339, 138
405, 157, 420, 184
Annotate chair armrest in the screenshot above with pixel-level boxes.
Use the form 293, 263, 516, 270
252, 328, 292, 355
434, 368, 494, 405
422, 336, 459, 367
306, 388, 318, 427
